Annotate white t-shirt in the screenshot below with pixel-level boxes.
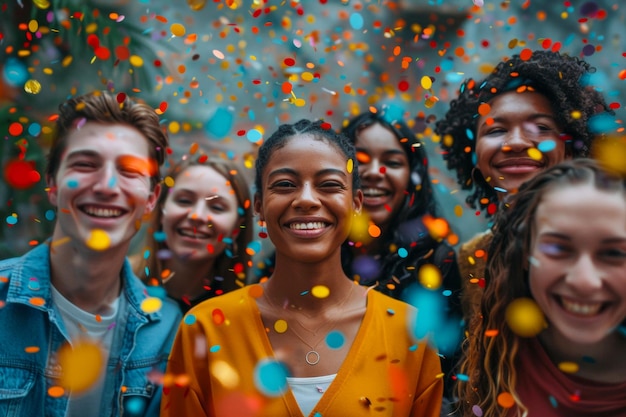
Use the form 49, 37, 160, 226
286, 374, 336, 416
51, 286, 121, 417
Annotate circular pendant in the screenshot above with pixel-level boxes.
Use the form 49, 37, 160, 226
305, 350, 320, 365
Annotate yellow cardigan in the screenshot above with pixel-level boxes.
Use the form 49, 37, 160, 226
161, 285, 443, 417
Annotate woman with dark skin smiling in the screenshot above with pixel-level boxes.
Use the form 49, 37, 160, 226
340, 108, 463, 403
435, 50, 613, 321
161, 120, 443, 417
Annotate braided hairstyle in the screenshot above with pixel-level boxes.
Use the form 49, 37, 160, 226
456, 158, 626, 417
254, 119, 360, 197
435, 50, 612, 215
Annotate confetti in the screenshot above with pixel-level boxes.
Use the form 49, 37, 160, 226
253, 359, 288, 397
86, 229, 111, 251
505, 298, 546, 337
57, 339, 103, 393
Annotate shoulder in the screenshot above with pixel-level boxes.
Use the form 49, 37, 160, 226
187, 285, 256, 316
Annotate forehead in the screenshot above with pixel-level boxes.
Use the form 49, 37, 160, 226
354, 123, 404, 153
265, 134, 348, 172
63, 121, 150, 158
534, 183, 626, 233
486, 90, 554, 115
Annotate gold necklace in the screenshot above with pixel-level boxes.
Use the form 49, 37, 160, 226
264, 284, 355, 366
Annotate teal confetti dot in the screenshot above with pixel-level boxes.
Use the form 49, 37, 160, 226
397, 247, 408, 258
5, 216, 17, 225
143, 249, 151, 259
246, 129, 263, 143
28, 278, 40, 291
314, 413, 322, 417
549, 395, 558, 408
247, 241, 262, 255
254, 359, 289, 397
108, 177, 117, 188
205, 107, 234, 139
45, 209, 55, 221
465, 128, 474, 140
386, 308, 395, 315
409, 344, 418, 352
493, 186, 507, 193
209, 345, 221, 353
28, 123, 41, 136
67, 179, 79, 188
442, 289, 452, 297
184, 314, 197, 325
537, 140, 556, 152
325, 331, 345, 349
349, 13, 364, 30
153, 231, 167, 242
456, 373, 470, 382
124, 397, 146, 416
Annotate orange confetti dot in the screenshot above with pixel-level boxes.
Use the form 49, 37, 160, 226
25, 346, 40, 353
519, 48, 533, 61
497, 392, 515, 408
484, 329, 499, 337
368, 223, 381, 238
48, 386, 65, 398
30, 297, 45, 306
9, 122, 23, 136
248, 285, 264, 298
281, 81, 292, 94
477, 103, 491, 116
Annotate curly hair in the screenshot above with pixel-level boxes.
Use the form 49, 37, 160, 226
456, 158, 626, 417
254, 119, 360, 197
136, 155, 253, 292
435, 50, 612, 215
47, 90, 168, 189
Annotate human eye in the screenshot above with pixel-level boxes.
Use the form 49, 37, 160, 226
537, 242, 570, 258
70, 159, 97, 170
320, 180, 345, 189
484, 127, 506, 137
269, 180, 296, 190
384, 159, 405, 169
600, 247, 626, 262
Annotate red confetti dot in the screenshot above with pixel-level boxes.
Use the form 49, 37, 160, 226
541, 38, 552, 49
87, 34, 99, 49
116, 93, 126, 103
487, 203, 497, 215
4, 159, 41, 189
154, 60, 162, 67
283, 57, 295, 67
320, 122, 332, 130
159, 101, 168, 112
8, 122, 23, 136
281, 81, 292, 94
398, 80, 410, 92
519, 48, 533, 61
95, 46, 111, 60
212, 308, 225, 325
233, 263, 244, 274
609, 102, 621, 110
115, 45, 130, 60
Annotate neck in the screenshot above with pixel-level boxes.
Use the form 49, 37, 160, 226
265, 252, 355, 313
538, 329, 626, 382
163, 255, 216, 301
49, 233, 126, 315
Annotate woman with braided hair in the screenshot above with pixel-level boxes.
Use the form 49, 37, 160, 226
435, 50, 613, 320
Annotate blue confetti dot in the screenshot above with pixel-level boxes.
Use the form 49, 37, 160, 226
5, 216, 17, 225
397, 247, 408, 258
442, 289, 452, 297
45, 209, 56, 221
493, 187, 507, 193
124, 397, 146, 416
205, 107, 234, 139
456, 373, 469, 382
246, 129, 262, 143
2, 58, 29, 86
153, 231, 167, 242
537, 140, 556, 152
386, 308, 395, 315
247, 241, 262, 255
28, 123, 42, 137
465, 128, 474, 140
349, 13, 364, 30
209, 345, 221, 353
325, 331, 345, 349
67, 179, 79, 188
146, 285, 167, 299
254, 359, 289, 397
184, 314, 197, 325
408, 344, 418, 352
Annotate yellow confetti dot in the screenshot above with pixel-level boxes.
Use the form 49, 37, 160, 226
211, 360, 239, 389
558, 361, 579, 374
347, 211, 372, 244
571, 110, 582, 120
187, 0, 207, 11
311, 285, 330, 299
418, 264, 442, 290
171, 23, 186, 37
274, 319, 288, 333
164, 176, 175, 187
346, 158, 354, 174
129, 55, 144, 67
454, 205, 463, 217
505, 298, 546, 337
28, 19, 39, 33
294, 98, 306, 107
32, 0, 50, 9
24, 80, 42, 94
593, 135, 626, 176
420, 75, 433, 89
527, 148, 542, 161
86, 229, 111, 251
140, 297, 163, 314
497, 392, 515, 408
58, 340, 103, 393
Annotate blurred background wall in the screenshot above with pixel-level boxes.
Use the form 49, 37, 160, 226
1, 0, 624, 262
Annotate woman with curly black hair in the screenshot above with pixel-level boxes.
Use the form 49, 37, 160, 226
341, 107, 463, 403
435, 50, 613, 320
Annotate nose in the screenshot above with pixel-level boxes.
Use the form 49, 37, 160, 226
292, 182, 320, 211
92, 163, 119, 196
188, 200, 210, 223
360, 158, 384, 181
503, 126, 534, 153
565, 254, 603, 294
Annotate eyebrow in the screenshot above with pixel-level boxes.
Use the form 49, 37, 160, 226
540, 231, 626, 244
65, 149, 100, 160
355, 147, 405, 156
484, 113, 557, 125
267, 167, 347, 179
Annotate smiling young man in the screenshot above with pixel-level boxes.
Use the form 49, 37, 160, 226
0, 91, 182, 417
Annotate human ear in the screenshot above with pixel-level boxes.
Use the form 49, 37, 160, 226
353, 189, 363, 214
46, 174, 58, 207
253, 193, 264, 221
145, 183, 161, 214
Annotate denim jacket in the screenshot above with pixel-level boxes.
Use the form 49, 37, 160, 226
0, 243, 183, 417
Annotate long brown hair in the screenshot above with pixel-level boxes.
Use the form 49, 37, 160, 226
456, 158, 626, 417
136, 155, 254, 293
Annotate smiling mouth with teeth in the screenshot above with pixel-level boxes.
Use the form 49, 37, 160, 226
289, 222, 328, 230
559, 297, 604, 316
362, 188, 389, 197
82, 206, 123, 218
178, 229, 211, 239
